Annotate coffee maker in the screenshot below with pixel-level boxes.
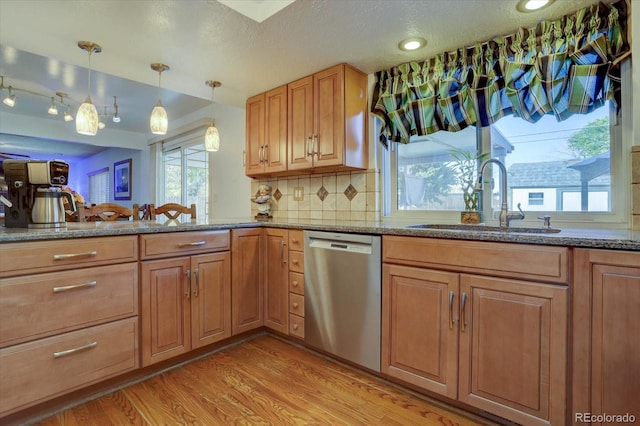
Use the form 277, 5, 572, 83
2, 159, 76, 228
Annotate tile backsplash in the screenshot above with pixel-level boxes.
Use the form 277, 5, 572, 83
251, 169, 380, 221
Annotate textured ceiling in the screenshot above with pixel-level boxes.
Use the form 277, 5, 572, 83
0, 0, 604, 141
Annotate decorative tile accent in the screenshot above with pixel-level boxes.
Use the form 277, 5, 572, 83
317, 185, 329, 201
344, 184, 358, 201
273, 188, 282, 202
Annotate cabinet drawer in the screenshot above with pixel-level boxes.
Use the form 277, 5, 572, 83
0, 263, 138, 347
0, 236, 138, 278
288, 230, 304, 252
0, 317, 138, 416
289, 251, 304, 273
383, 236, 569, 284
289, 272, 304, 295
289, 314, 304, 339
140, 230, 230, 260
289, 293, 305, 316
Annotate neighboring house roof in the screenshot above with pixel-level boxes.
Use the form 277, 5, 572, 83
508, 159, 610, 188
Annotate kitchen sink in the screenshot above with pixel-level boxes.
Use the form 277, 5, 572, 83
407, 224, 561, 234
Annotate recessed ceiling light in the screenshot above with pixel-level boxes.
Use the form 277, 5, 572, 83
516, 0, 555, 12
399, 37, 427, 51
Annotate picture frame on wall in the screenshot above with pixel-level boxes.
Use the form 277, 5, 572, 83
114, 158, 132, 200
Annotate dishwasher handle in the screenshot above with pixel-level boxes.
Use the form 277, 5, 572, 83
307, 238, 373, 254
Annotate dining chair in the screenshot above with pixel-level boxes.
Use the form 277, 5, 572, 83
81, 203, 140, 222
150, 203, 196, 221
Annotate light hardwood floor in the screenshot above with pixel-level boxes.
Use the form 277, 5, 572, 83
36, 335, 489, 425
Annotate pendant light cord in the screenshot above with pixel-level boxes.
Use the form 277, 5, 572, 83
87, 51, 92, 98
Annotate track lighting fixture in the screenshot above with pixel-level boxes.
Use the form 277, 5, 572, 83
3, 86, 15, 107
112, 96, 120, 123
47, 97, 58, 115
76, 41, 101, 136
58, 92, 74, 122
204, 80, 221, 152
150, 63, 169, 135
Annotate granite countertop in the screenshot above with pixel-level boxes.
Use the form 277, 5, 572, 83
1, 217, 639, 251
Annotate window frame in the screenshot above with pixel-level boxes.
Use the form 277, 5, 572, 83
159, 137, 211, 220
87, 166, 109, 205
381, 60, 632, 229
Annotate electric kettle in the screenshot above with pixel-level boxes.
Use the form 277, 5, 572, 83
31, 188, 77, 228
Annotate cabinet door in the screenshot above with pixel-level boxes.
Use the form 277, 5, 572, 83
140, 258, 191, 366
591, 264, 640, 420
264, 228, 289, 333
573, 249, 640, 424
313, 64, 344, 167
382, 264, 459, 399
264, 85, 288, 174
287, 75, 314, 171
458, 274, 567, 426
190, 252, 231, 349
231, 229, 264, 335
245, 92, 265, 176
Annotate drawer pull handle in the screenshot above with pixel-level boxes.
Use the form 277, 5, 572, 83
185, 269, 191, 299
53, 251, 97, 261
53, 341, 97, 358
178, 241, 206, 248
449, 291, 455, 330
461, 292, 468, 332
53, 281, 97, 293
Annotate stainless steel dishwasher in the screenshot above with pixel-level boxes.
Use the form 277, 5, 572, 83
304, 230, 381, 372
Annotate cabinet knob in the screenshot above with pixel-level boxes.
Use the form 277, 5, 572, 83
293, 324, 299, 330
293, 259, 299, 265
293, 302, 299, 308
292, 238, 298, 243
292, 281, 298, 287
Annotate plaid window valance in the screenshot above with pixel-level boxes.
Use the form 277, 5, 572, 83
371, 0, 630, 146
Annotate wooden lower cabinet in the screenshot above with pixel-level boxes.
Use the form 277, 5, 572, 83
382, 264, 459, 399
458, 274, 567, 426
264, 228, 289, 334
140, 251, 231, 366
0, 236, 139, 418
0, 317, 138, 416
231, 228, 264, 334
572, 249, 640, 425
382, 236, 568, 426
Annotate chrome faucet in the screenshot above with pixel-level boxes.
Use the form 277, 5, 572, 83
474, 158, 525, 228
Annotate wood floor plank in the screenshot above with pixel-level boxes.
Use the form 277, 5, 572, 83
33, 335, 489, 426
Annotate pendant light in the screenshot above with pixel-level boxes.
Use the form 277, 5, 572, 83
75, 41, 101, 136
150, 63, 169, 135
204, 80, 221, 152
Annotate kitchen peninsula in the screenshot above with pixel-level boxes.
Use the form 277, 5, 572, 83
0, 219, 638, 425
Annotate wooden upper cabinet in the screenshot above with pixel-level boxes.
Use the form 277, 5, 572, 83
245, 86, 287, 177
288, 76, 314, 171
245, 92, 265, 176
288, 63, 368, 172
